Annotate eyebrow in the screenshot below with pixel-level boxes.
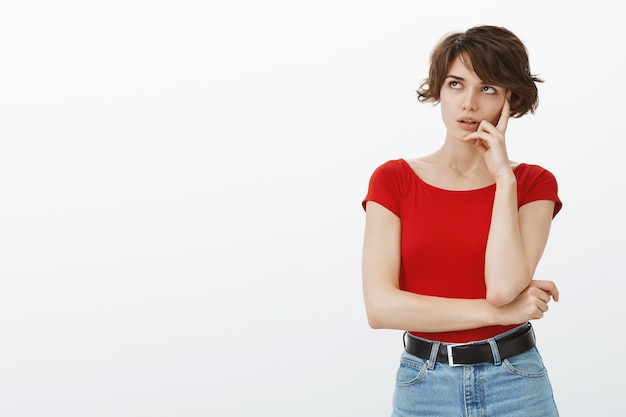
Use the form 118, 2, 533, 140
446, 74, 495, 86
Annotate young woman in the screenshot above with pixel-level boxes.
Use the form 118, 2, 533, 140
361, 26, 562, 416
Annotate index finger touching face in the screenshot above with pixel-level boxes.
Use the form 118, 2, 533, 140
496, 94, 511, 133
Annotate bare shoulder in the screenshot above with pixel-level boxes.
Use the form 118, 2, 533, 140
403, 156, 438, 176
403, 155, 443, 185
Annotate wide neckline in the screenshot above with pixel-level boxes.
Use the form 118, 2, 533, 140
400, 158, 524, 193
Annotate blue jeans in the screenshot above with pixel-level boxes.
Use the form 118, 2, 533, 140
392, 325, 559, 416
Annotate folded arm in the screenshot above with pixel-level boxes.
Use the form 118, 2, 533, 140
361, 201, 558, 332
484, 175, 556, 306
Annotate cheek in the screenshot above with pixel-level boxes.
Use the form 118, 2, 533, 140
488, 112, 500, 124
439, 93, 456, 114
440, 102, 456, 122
487, 103, 505, 124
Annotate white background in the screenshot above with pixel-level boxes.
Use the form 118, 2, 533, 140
1, 1, 624, 416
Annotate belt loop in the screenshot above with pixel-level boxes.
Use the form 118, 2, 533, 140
488, 339, 501, 366
402, 331, 407, 349
427, 341, 440, 370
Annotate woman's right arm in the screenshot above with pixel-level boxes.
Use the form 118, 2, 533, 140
361, 201, 557, 332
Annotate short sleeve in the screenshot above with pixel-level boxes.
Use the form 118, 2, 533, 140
516, 164, 563, 218
362, 160, 405, 218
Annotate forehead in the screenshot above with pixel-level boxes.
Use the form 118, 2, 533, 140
446, 55, 483, 83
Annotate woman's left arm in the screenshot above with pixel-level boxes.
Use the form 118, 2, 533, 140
463, 97, 557, 306
485, 176, 555, 306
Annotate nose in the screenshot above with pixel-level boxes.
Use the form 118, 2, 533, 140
461, 90, 478, 111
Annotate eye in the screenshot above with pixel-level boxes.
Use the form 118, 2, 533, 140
482, 86, 497, 94
449, 81, 462, 89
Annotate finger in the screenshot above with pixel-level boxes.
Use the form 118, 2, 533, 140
530, 279, 555, 290
527, 286, 550, 305
551, 284, 560, 302
462, 130, 497, 142
496, 97, 510, 133
468, 121, 505, 143
536, 290, 551, 304
462, 132, 495, 154
531, 280, 559, 302
531, 308, 544, 321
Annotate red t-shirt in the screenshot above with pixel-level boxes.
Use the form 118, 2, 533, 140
362, 159, 562, 343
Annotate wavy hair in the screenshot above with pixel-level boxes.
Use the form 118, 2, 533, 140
417, 26, 543, 118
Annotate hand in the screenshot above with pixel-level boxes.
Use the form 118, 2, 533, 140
497, 280, 559, 325
462, 96, 512, 179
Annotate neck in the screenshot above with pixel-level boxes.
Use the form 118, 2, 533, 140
432, 140, 488, 176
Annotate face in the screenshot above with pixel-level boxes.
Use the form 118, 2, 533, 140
439, 55, 507, 138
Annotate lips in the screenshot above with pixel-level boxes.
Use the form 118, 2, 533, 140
457, 117, 479, 131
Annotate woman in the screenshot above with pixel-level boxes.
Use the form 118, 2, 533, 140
361, 26, 562, 416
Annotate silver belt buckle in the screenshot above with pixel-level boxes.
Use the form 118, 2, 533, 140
446, 343, 465, 367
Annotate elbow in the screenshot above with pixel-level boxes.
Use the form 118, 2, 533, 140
485, 287, 518, 307
365, 304, 385, 329
367, 315, 385, 329
485, 268, 532, 307
364, 296, 390, 329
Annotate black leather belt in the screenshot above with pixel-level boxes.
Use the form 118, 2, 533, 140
404, 323, 536, 366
